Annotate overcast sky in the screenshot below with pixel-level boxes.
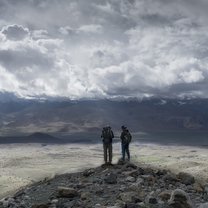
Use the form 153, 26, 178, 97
0, 0, 208, 100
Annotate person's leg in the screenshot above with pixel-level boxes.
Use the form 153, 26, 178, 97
103, 144, 107, 164
121, 143, 125, 161
109, 143, 112, 164
126, 143, 130, 161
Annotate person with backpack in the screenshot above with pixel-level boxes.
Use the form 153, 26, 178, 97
120, 125, 132, 161
101, 126, 114, 164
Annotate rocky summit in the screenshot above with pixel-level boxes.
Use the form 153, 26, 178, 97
0, 161, 208, 208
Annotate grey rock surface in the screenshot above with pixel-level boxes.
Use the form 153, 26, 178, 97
0, 162, 207, 208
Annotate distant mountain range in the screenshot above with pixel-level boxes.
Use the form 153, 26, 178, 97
0, 132, 64, 144
0, 95, 208, 137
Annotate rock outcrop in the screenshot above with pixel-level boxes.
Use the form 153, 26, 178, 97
0, 162, 207, 208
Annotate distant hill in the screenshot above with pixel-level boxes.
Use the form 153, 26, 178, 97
27, 132, 64, 143
0, 132, 64, 144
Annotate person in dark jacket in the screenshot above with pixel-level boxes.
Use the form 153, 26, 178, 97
120, 125, 132, 161
101, 126, 114, 164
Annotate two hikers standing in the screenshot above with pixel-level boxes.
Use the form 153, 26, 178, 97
101, 125, 132, 164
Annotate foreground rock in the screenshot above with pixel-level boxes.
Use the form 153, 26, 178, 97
0, 162, 207, 208
168, 189, 193, 208
57, 187, 79, 198
177, 172, 195, 185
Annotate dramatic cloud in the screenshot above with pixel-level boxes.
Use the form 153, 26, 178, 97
1, 24, 29, 41
0, 0, 208, 99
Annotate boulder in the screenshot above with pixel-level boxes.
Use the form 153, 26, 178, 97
177, 172, 195, 185
95, 188, 104, 195
199, 203, 208, 208
119, 191, 144, 205
83, 168, 95, 177
168, 189, 193, 208
118, 192, 133, 203
142, 174, 156, 185
128, 170, 139, 178
121, 162, 138, 171
117, 158, 125, 165
163, 173, 178, 183
128, 183, 141, 192
94, 204, 106, 208
57, 187, 79, 198
125, 203, 141, 208
31, 205, 49, 208
155, 169, 168, 176
0, 197, 16, 208
204, 183, 208, 195
81, 192, 91, 200
142, 167, 154, 175
104, 173, 117, 184
126, 176, 136, 183
193, 182, 204, 193
125, 162, 138, 169
158, 190, 171, 202
145, 195, 158, 204
50, 199, 58, 204
136, 177, 144, 185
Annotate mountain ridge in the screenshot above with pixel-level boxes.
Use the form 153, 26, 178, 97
0, 98, 208, 136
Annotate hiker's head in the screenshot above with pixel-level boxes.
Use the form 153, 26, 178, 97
121, 125, 126, 130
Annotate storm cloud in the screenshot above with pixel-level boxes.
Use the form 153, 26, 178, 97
0, 0, 208, 99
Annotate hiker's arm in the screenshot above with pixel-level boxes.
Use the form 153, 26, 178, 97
120, 132, 124, 140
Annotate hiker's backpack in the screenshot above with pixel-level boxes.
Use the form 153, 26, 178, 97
102, 128, 113, 144
123, 131, 132, 144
